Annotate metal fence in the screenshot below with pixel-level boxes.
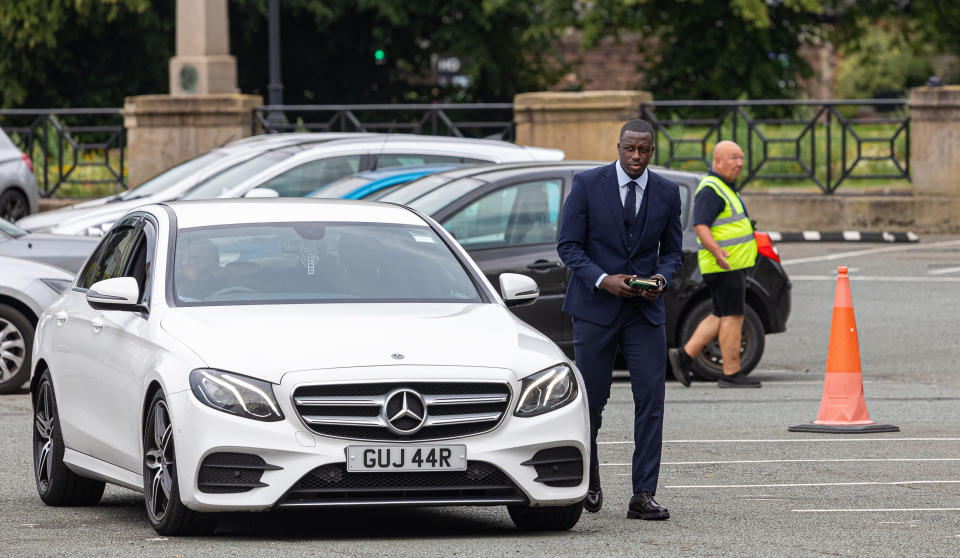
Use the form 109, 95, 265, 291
0, 100, 909, 197
639, 99, 909, 193
253, 103, 516, 140
0, 108, 126, 197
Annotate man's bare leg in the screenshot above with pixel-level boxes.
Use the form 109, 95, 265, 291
717, 315, 744, 376
683, 314, 720, 358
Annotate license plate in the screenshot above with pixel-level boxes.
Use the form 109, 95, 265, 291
345, 445, 467, 472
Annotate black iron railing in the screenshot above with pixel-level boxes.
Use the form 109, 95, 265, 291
639, 99, 909, 193
0, 108, 126, 197
253, 103, 516, 141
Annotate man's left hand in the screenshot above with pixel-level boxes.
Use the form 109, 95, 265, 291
639, 276, 665, 301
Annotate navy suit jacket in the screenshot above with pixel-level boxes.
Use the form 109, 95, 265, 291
557, 163, 684, 327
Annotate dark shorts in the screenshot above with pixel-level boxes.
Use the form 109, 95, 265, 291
702, 269, 746, 317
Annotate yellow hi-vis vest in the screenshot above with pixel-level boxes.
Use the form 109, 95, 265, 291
696, 175, 757, 274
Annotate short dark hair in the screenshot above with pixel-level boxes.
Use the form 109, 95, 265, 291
620, 119, 655, 140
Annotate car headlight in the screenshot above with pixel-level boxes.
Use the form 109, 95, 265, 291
189, 368, 284, 422
514, 363, 579, 417
40, 278, 73, 294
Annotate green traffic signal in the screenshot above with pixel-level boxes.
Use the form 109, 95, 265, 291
374, 49, 385, 62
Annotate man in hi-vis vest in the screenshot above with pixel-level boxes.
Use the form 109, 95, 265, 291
668, 140, 761, 388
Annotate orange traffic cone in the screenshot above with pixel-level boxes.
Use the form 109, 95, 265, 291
789, 266, 899, 433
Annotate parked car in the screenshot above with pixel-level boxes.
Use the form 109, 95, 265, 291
0, 256, 73, 393
17, 133, 369, 234
0, 127, 39, 222
383, 162, 791, 379
0, 217, 99, 272
31, 199, 589, 535
180, 134, 563, 201
306, 163, 466, 200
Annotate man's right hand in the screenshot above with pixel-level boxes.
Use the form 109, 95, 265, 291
600, 274, 641, 298
712, 249, 731, 270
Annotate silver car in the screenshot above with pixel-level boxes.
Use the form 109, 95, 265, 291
16, 133, 367, 234
0, 218, 100, 272
0, 255, 73, 393
0, 127, 40, 222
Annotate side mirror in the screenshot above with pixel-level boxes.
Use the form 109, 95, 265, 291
499, 273, 539, 307
86, 277, 146, 313
244, 188, 280, 198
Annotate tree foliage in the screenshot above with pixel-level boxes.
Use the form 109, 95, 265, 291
0, 0, 172, 108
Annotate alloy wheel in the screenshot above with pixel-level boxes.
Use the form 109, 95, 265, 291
34, 380, 55, 493
144, 399, 175, 524
0, 317, 26, 384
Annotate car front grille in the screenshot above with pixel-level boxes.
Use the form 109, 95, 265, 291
291, 381, 512, 441
276, 461, 527, 507
197, 452, 282, 494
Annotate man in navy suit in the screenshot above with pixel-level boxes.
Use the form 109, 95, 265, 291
557, 119, 683, 520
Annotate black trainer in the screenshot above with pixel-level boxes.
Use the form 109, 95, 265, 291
667, 348, 693, 387
717, 372, 762, 388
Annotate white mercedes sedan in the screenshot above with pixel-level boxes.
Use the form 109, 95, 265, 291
31, 199, 588, 535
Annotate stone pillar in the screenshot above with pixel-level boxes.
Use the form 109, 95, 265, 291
124, 0, 261, 187
123, 94, 262, 187
908, 85, 960, 196
514, 91, 653, 161
169, 0, 237, 95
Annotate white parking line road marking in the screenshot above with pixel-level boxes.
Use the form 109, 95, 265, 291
598, 437, 960, 444
666, 480, 960, 489
793, 508, 960, 513
600, 458, 960, 466
780, 239, 960, 266
789, 275, 960, 282
928, 266, 960, 275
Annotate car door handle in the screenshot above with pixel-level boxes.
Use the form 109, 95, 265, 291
527, 260, 562, 272
54, 311, 68, 326
91, 317, 104, 333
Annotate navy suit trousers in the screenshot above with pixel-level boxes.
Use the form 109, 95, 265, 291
572, 300, 666, 495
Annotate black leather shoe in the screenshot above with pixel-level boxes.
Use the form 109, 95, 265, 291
717, 372, 762, 388
668, 348, 693, 387
627, 491, 669, 520
584, 466, 602, 513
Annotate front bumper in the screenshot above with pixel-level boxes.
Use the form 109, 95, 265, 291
167, 365, 590, 512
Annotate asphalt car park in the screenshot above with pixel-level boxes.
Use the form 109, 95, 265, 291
1, 237, 958, 556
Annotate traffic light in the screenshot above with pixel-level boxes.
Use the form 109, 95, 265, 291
374, 49, 386, 65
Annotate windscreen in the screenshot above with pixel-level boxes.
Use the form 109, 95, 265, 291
406, 178, 484, 215
119, 150, 226, 200
179, 150, 292, 200
173, 221, 482, 305
0, 217, 26, 238
375, 174, 452, 205
307, 175, 371, 198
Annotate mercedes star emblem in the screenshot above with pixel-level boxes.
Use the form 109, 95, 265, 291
382, 388, 427, 435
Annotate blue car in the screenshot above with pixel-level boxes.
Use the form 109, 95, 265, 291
305, 164, 470, 200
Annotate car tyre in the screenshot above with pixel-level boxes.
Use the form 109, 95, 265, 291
143, 390, 217, 536
507, 501, 583, 531
678, 299, 765, 381
0, 303, 33, 394
33, 370, 106, 506
0, 188, 29, 222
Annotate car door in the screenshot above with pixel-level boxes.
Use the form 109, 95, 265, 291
435, 176, 567, 343
84, 217, 158, 471
51, 216, 141, 457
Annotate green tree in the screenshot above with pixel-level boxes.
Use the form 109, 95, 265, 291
0, 0, 172, 108
834, 22, 933, 99
547, 0, 824, 100
229, 0, 569, 104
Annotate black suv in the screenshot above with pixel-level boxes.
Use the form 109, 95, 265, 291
376, 162, 791, 379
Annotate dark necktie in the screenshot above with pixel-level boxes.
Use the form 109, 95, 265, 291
623, 180, 637, 226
